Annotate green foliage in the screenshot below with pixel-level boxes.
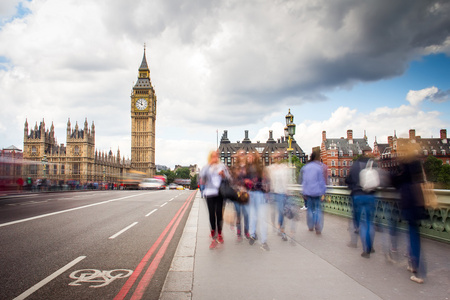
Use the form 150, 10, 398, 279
156, 170, 176, 184
424, 156, 443, 182
280, 155, 305, 182
190, 174, 198, 190
438, 164, 450, 189
424, 156, 450, 189
175, 167, 191, 179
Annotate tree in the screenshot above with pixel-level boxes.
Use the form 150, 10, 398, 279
438, 164, 450, 189
175, 167, 191, 179
281, 155, 305, 182
424, 156, 443, 182
190, 174, 198, 190
156, 169, 176, 184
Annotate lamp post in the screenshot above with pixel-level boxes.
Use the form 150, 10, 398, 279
41, 155, 48, 179
285, 109, 296, 167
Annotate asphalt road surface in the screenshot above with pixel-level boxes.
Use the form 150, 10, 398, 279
0, 189, 196, 300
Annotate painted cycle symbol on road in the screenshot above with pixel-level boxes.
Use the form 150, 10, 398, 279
69, 269, 133, 288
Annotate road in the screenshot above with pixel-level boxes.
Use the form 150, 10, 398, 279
0, 189, 196, 300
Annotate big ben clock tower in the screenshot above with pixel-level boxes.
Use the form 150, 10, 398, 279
131, 47, 156, 176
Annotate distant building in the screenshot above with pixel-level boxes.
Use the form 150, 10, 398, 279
376, 129, 450, 172
218, 130, 306, 167
174, 164, 199, 177
321, 130, 372, 186
156, 165, 169, 172
22, 119, 130, 186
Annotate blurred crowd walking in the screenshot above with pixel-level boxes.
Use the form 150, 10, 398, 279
199, 139, 433, 284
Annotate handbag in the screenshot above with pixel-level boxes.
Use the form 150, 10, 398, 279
223, 201, 236, 225
237, 190, 249, 204
219, 179, 239, 201
421, 181, 438, 209
421, 167, 438, 209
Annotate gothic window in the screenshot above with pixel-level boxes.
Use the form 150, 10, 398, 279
30, 164, 37, 175
32, 146, 37, 155
73, 163, 80, 175
74, 146, 80, 156
53, 165, 57, 175
61, 165, 65, 175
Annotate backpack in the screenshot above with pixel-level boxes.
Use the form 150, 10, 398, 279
359, 159, 380, 192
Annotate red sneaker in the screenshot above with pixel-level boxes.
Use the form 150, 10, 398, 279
209, 239, 217, 249
217, 235, 224, 244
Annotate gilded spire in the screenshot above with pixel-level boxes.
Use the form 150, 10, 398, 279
139, 45, 149, 71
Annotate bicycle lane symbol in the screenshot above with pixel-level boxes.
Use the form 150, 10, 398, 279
69, 269, 133, 288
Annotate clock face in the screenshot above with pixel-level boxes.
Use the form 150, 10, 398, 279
136, 98, 148, 110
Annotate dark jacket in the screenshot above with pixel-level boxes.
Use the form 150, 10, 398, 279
392, 159, 426, 221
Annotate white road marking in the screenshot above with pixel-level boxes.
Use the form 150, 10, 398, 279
0, 194, 143, 228
109, 222, 138, 239
69, 269, 133, 288
13, 256, 86, 300
145, 209, 157, 217
160, 202, 168, 207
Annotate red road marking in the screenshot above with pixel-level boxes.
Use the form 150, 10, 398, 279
130, 191, 195, 299
114, 191, 196, 300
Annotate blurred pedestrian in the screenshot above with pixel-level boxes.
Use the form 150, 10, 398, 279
301, 150, 327, 234
347, 156, 379, 258
247, 152, 270, 251
199, 150, 229, 249
392, 142, 427, 283
231, 149, 250, 241
267, 150, 291, 241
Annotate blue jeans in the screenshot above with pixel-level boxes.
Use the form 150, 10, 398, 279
306, 196, 323, 232
249, 191, 267, 243
354, 194, 375, 253
234, 201, 249, 234
273, 193, 287, 229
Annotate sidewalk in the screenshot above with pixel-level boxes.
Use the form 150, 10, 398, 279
160, 193, 450, 300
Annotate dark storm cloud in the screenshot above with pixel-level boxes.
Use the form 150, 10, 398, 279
205, 0, 450, 106
432, 89, 450, 103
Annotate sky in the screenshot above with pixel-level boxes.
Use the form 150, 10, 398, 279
0, 0, 449, 170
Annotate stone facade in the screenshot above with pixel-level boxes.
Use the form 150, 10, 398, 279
22, 118, 130, 186
130, 49, 157, 177
375, 129, 450, 172
218, 130, 306, 167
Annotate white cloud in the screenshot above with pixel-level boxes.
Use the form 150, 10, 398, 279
0, 0, 449, 169
406, 86, 439, 106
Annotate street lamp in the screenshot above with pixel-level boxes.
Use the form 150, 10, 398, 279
285, 109, 296, 167
41, 155, 48, 178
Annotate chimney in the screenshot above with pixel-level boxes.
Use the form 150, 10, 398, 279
243, 130, 251, 143
267, 130, 276, 143
347, 130, 353, 141
409, 129, 416, 140
322, 131, 326, 141
440, 129, 447, 140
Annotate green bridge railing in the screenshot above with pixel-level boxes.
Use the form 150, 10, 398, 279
290, 185, 450, 244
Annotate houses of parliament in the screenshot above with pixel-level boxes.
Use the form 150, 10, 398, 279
21, 49, 157, 186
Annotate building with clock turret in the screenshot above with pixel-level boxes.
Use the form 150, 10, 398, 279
131, 48, 157, 177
